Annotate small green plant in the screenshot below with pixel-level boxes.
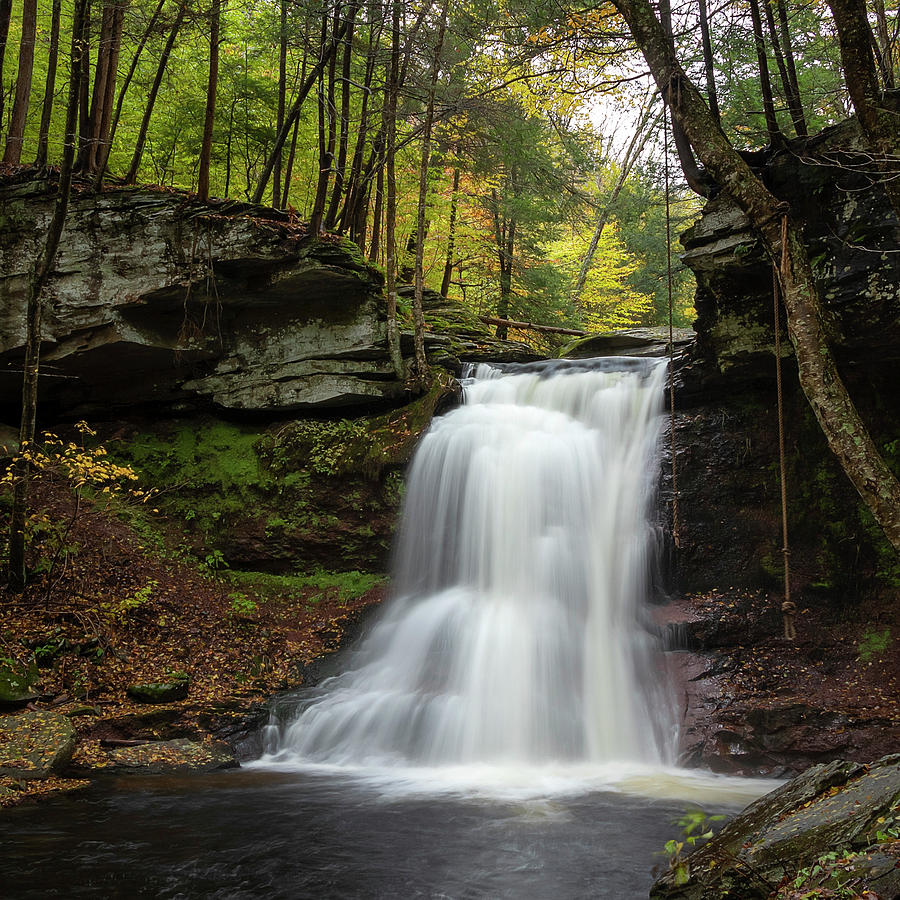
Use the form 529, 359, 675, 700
874, 814, 900, 842
105, 579, 158, 622
663, 809, 725, 886
858, 626, 891, 662
783, 848, 866, 898
203, 549, 229, 573
229, 592, 258, 616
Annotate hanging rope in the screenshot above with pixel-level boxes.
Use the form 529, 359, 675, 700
773, 215, 796, 640
663, 104, 680, 549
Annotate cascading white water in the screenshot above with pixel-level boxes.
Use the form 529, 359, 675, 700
266, 357, 678, 771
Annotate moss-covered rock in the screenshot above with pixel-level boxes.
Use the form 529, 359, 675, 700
0, 659, 39, 705
108, 371, 458, 573
0, 179, 401, 418
127, 675, 190, 704
0, 711, 76, 778
651, 756, 900, 899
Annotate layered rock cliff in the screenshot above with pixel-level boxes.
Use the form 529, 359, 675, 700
665, 119, 900, 775
0, 176, 534, 419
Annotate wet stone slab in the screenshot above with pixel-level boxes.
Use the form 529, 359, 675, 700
0, 711, 76, 779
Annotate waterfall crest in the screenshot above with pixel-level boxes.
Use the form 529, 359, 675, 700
266, 358, 678, 769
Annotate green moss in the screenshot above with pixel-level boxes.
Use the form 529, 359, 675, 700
226, 569, 386, 603
106, 376, 453, 574
259, 369, 455, 481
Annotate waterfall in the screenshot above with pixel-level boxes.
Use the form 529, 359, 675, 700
265, 357, 678, 770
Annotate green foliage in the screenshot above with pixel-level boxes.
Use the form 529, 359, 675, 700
104, 578, 159, 623
227, 569, 385, 604
858, 627, 892, 663
0, 656, 39, 702
662, 809, 726, 886
229, 592, 258, 617
276, 420, 370, 478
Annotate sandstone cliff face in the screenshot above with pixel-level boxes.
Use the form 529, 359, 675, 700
681, 118, 899, 388
671, 116, 900, 599
0, 177, 534, 419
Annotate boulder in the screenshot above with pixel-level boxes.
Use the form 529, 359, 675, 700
0, 659, 39, 705
651, 755, 900, 899
127, 676, 190, 704
106, 738, 237, 774
0, 710, 76, 778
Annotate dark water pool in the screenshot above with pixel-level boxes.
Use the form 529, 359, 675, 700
0, 766, 747, 899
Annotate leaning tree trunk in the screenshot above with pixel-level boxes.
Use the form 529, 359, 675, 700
612, 0, 900, 555
8, 0, 87, 592
125, 0, 187, 185
572, 103, 656, 308
440, 166, 460, 298
273, 0, 288, 208
251, 14, 351, 205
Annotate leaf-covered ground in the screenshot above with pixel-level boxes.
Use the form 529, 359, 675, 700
0, 474, 385, 806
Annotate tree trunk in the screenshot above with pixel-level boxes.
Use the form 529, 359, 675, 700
7, 0, 87, 591
35, 0, 62, 168
657, 0, 712, 195
480, 316, 585, 336
282, 111, 300, 208
697, 0, 720, 123
368, 159, 383, 263
773, 0, 806, 124
747, 0, 782, 143
384, 0, 403, 379
763, 0, 807, 136
325, 1, 358, 228
341, 0, 434, 238
77, 0, 113, 170
440, 166, 460, 298
125, 1, 187, 185
251, 13, 351, 205
3, 0, 37, 164
827, 0, 900, 216
411, 0, 449, 382
871, 0, 894, 88
273, 0, 287, 208
92, 0, 126, 174
197, 0, 222, 202
281, 48, 309, 208
612, 0, 900, 555
76, 0, 91, 164
309, 6, 332, 235
0, 0, 13, 132
572, 104, 656, 307
94, 0, 166, 188
338, 17, 380, 234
